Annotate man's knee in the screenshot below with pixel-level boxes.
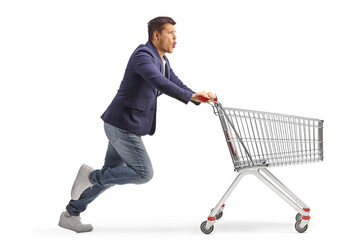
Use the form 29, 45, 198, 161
138, 169, 153, 184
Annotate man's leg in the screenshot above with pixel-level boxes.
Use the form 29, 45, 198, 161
66, 142, 125, 216
60, 123, 153, 232
59, 142, 125, 233
89, 123, 153, 186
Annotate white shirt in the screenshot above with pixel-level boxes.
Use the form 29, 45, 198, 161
162, 59, 166, 76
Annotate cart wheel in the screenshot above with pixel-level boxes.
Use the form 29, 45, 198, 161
211, 208, 224, 220
295, 213, 302, 221
216, 211, 223, 219
295, 220, 308, 233
200, 221, 214, 234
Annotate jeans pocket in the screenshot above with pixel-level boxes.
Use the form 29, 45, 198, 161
104, 122, 118, 143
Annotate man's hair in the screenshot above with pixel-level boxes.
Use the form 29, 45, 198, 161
148, 16, 176, 42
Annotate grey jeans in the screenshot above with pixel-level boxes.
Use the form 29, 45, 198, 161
66, 122, 153, 216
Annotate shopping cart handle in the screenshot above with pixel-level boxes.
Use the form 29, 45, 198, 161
198, 95, 209, 102
197, 95, 218, 103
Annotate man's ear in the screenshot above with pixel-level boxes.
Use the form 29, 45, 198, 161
153, 31, 160, 41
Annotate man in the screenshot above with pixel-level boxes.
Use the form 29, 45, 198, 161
59, 16, 215, 233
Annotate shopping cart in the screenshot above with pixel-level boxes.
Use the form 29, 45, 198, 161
197, 96, 324, 234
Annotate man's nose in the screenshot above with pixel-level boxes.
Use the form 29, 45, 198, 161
173, 34, 176, 40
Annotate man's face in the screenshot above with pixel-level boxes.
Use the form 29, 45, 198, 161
157, 23, 177, 54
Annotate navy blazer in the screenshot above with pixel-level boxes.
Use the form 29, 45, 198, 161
101, 41, 199, 136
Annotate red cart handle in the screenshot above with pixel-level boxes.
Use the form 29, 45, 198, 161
197, 95, 217, 103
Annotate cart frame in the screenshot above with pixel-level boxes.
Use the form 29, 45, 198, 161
200, 100, 324, 234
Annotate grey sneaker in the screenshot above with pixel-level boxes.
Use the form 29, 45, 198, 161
71, 164, 94, 200
58, 211, 93, 233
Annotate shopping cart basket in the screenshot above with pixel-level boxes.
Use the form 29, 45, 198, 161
197, 96, 324, 234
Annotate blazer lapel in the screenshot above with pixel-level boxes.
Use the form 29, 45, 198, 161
146, 41, 163, 74
163, 55, 170, 79
146, 41, 167, 95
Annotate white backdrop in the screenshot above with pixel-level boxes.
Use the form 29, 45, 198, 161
1, 0, 359, 239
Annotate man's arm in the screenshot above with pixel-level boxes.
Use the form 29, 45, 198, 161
168, 68, 201, 105
169, 68, 216, 104
133, 50, 193, 104
169, 68, 195, 94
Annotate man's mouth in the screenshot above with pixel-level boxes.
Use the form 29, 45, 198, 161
173, 42, 177, 48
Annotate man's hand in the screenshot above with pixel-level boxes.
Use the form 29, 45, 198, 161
191, 91, 216, 103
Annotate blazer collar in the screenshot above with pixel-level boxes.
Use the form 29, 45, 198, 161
146, 41, 170, 62
146, 41, 162, 62
146, 41, 170, 78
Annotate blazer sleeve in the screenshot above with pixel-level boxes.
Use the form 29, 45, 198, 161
169, 68, 201, 106
133, 50, 193, 104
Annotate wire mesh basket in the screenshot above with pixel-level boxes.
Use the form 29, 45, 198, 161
212, 105, 324, 169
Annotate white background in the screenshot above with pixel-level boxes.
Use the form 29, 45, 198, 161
1, 0, 359, 239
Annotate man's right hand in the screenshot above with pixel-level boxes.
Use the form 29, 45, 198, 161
191, 91, 216, 103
